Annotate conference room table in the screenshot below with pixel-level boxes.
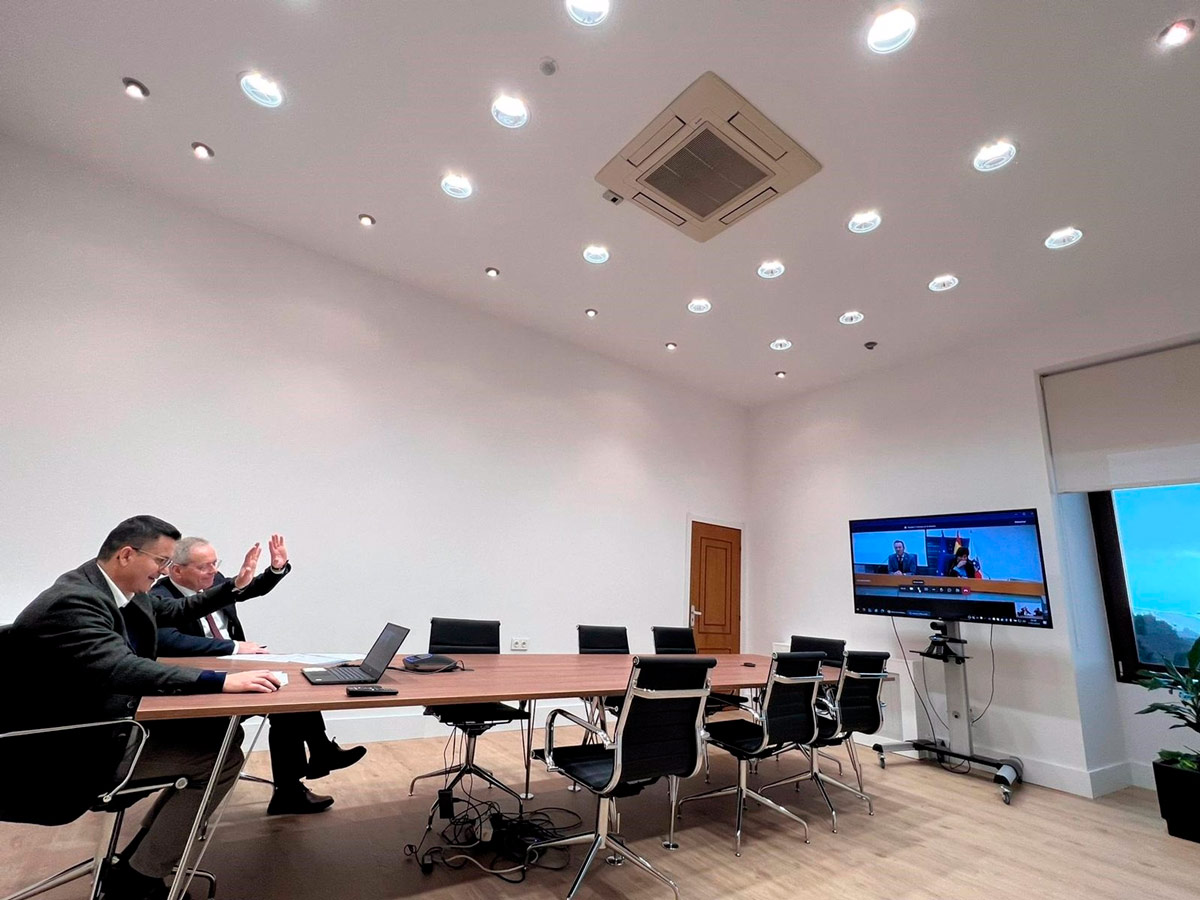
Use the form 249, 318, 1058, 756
140, 652, 830, 900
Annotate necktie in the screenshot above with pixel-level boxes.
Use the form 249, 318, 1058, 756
205, 613, 225, 641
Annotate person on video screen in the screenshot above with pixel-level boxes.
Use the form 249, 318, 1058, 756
944, 546, 978, 578
887, 540, 918, 575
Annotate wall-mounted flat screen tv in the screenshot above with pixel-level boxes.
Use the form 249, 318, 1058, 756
849, 508, 1052, 628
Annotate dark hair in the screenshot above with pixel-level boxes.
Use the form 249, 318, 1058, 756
98, 515, 182, 560
955, 546, 970, 559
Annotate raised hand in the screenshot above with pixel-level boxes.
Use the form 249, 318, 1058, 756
222, 670, 281, 693
233, 543, 262, 590
268, 534, 289, 570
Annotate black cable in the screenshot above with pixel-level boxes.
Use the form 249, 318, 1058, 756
892, 617, 970, 774
971, 624, 996, 724
891, 617, 940, 740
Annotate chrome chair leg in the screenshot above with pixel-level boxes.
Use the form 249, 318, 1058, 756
662, 775, 680, 850
3, 860, 95, 900
818, 749, 844, 776
846, 738, 866, 792
408, 764, 459, 796
607, 835, 680, 900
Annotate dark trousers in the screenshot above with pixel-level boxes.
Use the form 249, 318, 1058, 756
130, 719, 244, 878
267, 711, 330, 786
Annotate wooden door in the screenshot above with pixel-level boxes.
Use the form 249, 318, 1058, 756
689, 521, 741, 654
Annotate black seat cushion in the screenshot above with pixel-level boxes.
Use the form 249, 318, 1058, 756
425, 702, 528, 732
704, 718, 782, 759
551, 743, 657, 797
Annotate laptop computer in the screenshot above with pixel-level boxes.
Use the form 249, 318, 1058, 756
301, 623, 410, 685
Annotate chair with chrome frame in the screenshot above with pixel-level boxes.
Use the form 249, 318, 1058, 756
760, 649, 890, 832
526, 655, 715, 900
789, 634, 848, 775
0, 718, 216, 900
676, 651, 824, 856
576, 624, 630, 726
408, 617, 529, 809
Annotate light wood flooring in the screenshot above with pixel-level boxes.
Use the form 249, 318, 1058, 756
3, 729, 1197, 900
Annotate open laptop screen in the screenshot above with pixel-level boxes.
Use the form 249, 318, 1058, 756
358, 623, 410, 678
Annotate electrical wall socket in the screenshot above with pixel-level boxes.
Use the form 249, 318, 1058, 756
510, 638, 529, 651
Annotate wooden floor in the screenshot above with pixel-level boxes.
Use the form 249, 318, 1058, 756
3, 729, 1197, 900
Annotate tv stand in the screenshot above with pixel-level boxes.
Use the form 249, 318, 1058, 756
872, 620, 1023, 804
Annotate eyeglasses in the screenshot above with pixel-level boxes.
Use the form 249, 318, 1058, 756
184, 560, 222, 573
135, 548, 174, 568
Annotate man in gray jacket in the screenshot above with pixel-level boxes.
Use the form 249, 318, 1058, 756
10, 515, 289, 900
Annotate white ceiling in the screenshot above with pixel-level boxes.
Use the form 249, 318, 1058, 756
1, 1, 1197, 405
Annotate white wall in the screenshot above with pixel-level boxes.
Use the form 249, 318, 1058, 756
748, 302, 1200, 796
0, 139, 749, 698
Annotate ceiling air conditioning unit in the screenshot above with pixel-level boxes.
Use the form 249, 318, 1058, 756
596, 71, 822, 243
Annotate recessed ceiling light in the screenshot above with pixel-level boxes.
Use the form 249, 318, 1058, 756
687, 298, 712, 314
582, 244, 610, 264
358, 214, 376, 227
565, 0, 610, 27
491, 94, 529, 128
191, 142, 214, 160
585, 308, 598, 318
848, 210, 881, 234
775, 371, 787, 379
757, 260, 786, 279
665, 342, 678, 351
769, 338, 792, 351
867, 8, 917, 54
1044, 227, 1083, 249
839, 310, 865, 325
239, 71, 283, 108
122, 77, 149, 99
928, 274, 959, 292
1158, 19, 1195, 48
973, 140, 1017, 172
485, 266, 500, 278
441, 173, 473, 199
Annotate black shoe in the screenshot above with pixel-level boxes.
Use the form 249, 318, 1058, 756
266, 785, 334, 815
305, 739, 367, 779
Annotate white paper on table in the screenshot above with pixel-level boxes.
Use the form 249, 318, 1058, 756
215, 652, 365, 665
270, 671, 289, 686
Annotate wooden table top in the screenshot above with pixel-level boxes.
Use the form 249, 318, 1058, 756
138, 653, 834, 721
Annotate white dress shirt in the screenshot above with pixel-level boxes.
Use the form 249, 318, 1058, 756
97, 564, 132, 608
169, 577, 238, 652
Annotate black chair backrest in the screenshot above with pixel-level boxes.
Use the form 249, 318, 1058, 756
790, 634, 846, 668
428, 618, 501, 655
760, 651, 825, 748
651, 625, 696, 655
577, 624, 629, 655
614, 655, 714, 785
834, 650, 889, 735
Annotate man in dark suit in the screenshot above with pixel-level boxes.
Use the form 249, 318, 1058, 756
887, 540, 919, 575
10, 516, 287, 900
153, 536, 365, 815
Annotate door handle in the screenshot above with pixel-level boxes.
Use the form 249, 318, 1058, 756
690, 605, 702, 625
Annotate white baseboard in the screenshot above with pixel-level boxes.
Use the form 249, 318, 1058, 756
1128, 760, 1156, 790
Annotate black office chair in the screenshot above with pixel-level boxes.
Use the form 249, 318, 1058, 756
576, 624, 630, 731
0, 623, 217, 900
789, 634, 846, 666
650, 626, 745, 710
761, 649, 889, 832
407, 617, 529, 808
526, 655, 715, 900
677, 651, 824, 855
788, 634, 848, 774
0, 722, 215, 900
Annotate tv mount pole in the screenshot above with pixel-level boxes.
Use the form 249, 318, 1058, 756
872, 619, 1023, 804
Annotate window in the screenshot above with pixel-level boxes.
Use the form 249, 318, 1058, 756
1090, 482, 1200, 682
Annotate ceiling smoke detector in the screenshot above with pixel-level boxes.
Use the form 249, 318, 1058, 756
596, 72, 822, 242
